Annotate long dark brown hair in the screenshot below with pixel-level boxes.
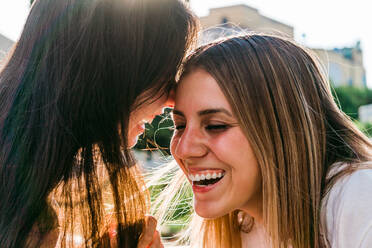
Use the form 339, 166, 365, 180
160, 34, 372, 248
0, 0, 197, 247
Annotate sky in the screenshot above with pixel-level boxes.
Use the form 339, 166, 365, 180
0, 0, 371, 87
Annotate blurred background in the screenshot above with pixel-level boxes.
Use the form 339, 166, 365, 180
139, 0, 372, 158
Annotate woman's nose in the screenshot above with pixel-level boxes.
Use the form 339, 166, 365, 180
173, 127, 207, 160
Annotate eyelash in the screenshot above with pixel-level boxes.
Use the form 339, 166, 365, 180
205, 124, 229, 131
174, 125, 185, 130
173, 124, 230, 132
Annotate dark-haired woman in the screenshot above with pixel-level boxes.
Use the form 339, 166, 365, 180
0, 0, 197, 247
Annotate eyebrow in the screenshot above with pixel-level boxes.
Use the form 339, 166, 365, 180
172, 108, 232, 117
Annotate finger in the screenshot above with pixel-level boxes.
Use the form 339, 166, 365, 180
149, 230, 163, 248
137, 216, 157, 248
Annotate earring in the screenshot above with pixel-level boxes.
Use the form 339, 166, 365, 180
237, 211, 254, 233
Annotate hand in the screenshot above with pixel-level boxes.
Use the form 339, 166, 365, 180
137, 216, 163, 248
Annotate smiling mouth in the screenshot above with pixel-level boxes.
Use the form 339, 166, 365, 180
188, 170, 225, 187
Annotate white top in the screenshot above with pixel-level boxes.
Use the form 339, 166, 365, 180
321, 167, 372, 247
241, 166, 372, 247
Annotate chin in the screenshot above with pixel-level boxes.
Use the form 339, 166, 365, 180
194, 203, 227, 219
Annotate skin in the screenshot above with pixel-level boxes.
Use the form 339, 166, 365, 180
109, 216, 163, 248
171, 69, 263, 222
137, 216, 163, 248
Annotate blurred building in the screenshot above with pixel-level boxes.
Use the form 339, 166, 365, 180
198, 4, 367, 88
199, 4, 294, 38
359, 103, 372, 123
0, 33, 14, 66
312, 43, 366, 87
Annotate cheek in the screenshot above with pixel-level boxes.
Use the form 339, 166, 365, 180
207, 131, 243, 160
209, 130, 259, 172
129, 110, 142, 126
127, 118, 136, 136
150, 106, 163, 118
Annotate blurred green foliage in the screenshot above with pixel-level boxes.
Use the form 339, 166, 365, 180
135, 108, 174, 154
332, 85, 372, 137
148, 181, 193, 237
332, 86, 372, 120
354, 121, 372, 137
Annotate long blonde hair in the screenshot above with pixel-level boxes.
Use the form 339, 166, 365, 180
155, 34, 372, 248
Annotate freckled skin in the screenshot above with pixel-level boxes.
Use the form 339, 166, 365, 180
171, 69, 263, 220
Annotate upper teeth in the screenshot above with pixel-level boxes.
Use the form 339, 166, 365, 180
189, 172, 224, 182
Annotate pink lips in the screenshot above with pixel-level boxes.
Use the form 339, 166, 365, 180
192, 177, 224, 193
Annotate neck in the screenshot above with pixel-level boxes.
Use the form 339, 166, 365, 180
240, 189, 263, 224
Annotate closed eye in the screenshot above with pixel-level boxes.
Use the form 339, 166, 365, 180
174, 124, 186, 130
205, 124, 230, 131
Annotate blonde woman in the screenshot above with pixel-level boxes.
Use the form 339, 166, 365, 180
156, 34, 372, 248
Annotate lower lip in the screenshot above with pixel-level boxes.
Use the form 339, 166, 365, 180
192, 176, 224, 193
